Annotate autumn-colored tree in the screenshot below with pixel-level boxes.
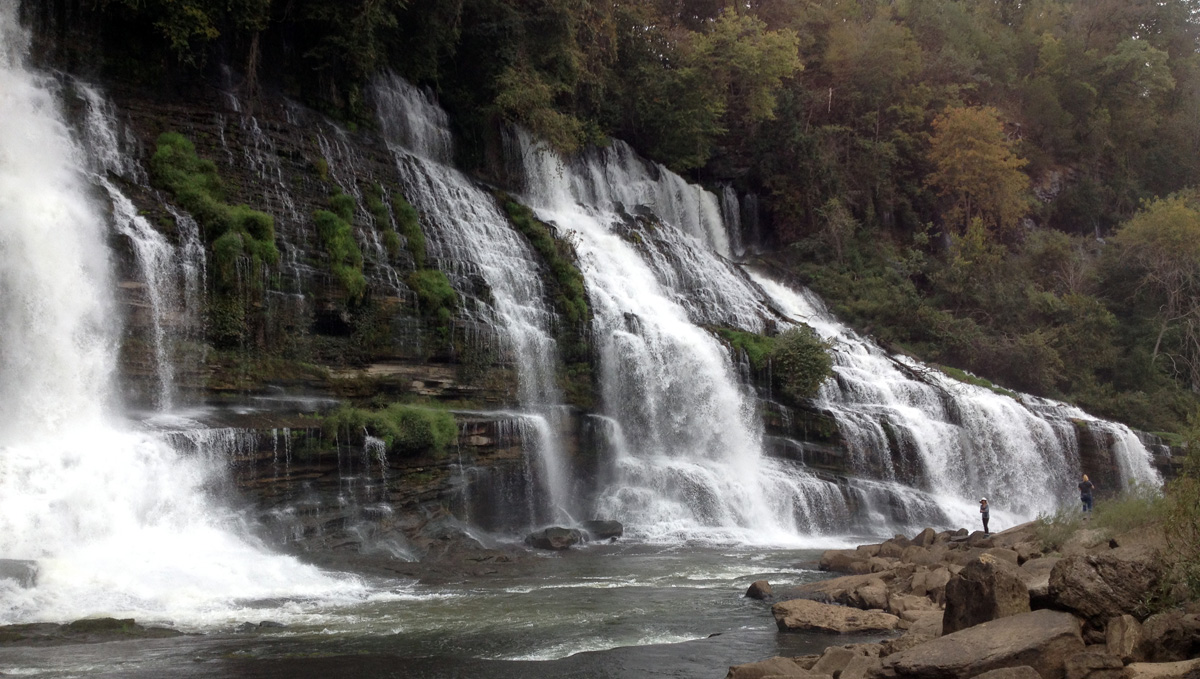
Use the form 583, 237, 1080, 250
926, 106, 1029, 236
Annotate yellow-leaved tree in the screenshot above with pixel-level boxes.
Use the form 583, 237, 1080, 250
927, 106, 1030, 237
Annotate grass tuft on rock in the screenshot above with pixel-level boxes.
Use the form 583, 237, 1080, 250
322, 404, 458, 458
314, 191, 366, 300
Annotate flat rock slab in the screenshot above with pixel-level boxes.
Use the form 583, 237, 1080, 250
1123, 659, 1200, 679
773, 599, 900, 634
875, 609, 1084, 679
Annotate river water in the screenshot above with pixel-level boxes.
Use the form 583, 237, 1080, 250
1, 543, 901, 678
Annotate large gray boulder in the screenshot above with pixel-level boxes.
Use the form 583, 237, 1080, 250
942, 556, 1030, 634
581, 520, 623, 541
525, 527, 582, 550
873, 609, 1085, 679
1048, 555, 1161, 624
773, 599, 901, 634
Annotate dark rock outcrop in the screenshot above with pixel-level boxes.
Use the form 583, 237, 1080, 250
525, 527, 582, 550
1048, 555, 1162, 625
942, 556, 1031, 634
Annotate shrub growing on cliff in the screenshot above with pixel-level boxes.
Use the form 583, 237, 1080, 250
501, 196, 589, 329
392, 193, 426, 268
713, 328, 776, 371
407, 268, 458, 325
322, 404, 458, 458
769, 325, 834, 401
313, 191, 366, 300
151, 132, 278, 293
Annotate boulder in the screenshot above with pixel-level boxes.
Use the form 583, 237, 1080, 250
856, 581, 891, 611
914, 528, 939, 548
1063, 649, 1124, 679
874, 609, 1085, 679
726, 656, 813, 679
747, 580, 774, 600
1048, 555, 1162, 625
1020, 557, 1061, 602
1123, 659, 1200, 679
1139, 611, 1200, 662
858, 544, 883, 558
824, 550, 871, 574
880, 537, 913, 559
969, 668, 1043, 679
581, 520, 623, 541
942, 556, 1031, 634
780, 571, 903, 607
905, 610, 945, 638
982, 549, 1021, 566
844, 655, 884, 679
889, 594, 940, 618
912, 567, 954, 604
525, 527, 582, 550
0, 560, 38, 588
1106, 615, 1144, 663
812, 647, 859, 676
772, 599, 901, 634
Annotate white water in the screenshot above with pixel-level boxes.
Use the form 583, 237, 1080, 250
0, 7, 366, 627
749, 273, 1162, 527
373, 75, 573, 522
512, 132, 848, 545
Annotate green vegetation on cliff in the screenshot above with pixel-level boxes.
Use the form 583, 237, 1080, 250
714, 325, 833, 401
313, 191, 366, 300
500, 196, 589, 330
322, 403, 458, 458
150, 131, 278, 293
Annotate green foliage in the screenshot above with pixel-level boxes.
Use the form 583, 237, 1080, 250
392, 193, 426, 269
936, 365, 1017, 399
1090, 483, 1165, 537
713, 328, 776, 372
313, 192, 366, 300
322, 403, 458, 458
1034, 507, 1083, 553
407, 269, 458, 320
501, 197, 590, 329
150, 132, 278, 294
768, 325, 834, 401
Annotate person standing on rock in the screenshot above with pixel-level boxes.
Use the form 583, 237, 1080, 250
980, 498, 990, 534
1078, 474, 1094, 514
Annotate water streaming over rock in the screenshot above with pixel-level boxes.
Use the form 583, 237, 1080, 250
0, 6, 363, 627
749, 273, 1163, 528
511, 132, 847, 544
372, 75, 573, 523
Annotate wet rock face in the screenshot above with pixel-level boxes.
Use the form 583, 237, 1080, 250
525, 527, 582, 550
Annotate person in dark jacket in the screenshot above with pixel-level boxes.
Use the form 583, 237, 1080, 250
980, 498, 990, 534
1079, 474, 1095, 513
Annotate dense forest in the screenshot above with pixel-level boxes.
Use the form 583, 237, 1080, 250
26, 0, 1200, 435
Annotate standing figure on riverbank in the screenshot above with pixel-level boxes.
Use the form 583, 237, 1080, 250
1079, 474, 1095, 513
980, 498, 990, 534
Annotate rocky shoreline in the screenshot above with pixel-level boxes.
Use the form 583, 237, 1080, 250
731, 522, 1200, 679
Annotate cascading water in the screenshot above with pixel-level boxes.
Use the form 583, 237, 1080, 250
512, 133, 849, 544
372, 75, 573, 524
0, 6, 365, 627
748, 273, 1162, 528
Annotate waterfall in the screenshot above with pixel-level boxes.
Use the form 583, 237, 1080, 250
511, 132, 845, 545
748, 273, 1162, 528
372, 75, 572, 523
0, 6, 361, 627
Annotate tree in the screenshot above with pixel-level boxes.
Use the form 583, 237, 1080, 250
926, 105, 1029, 236
1111, 192, 1200, 389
